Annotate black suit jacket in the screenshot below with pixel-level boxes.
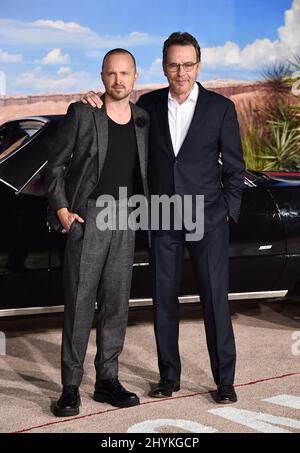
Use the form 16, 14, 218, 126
137, 82, 245, 233
44, 100, 150, 232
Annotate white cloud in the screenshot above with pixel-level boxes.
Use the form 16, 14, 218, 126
139, 0, 300, 83
203, 41, 240, 67
57, 66, 72, 76
0, 48, 23, 63
3, 1, 299, 91
0, 18, 162, 49
139, 58, 163, 82
13, 67, 99, 93
39, 48, 70, 65
34, 19, 90, 34
278, 0, 300, 52
202, 0, 300, 69
202, 38, 288, 69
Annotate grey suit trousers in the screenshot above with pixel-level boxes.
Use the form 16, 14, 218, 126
61, 199, 135, 386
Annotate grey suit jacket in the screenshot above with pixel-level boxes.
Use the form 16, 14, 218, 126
44, 100, 150, 234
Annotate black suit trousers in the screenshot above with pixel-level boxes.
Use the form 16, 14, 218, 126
150, 219, 236, 385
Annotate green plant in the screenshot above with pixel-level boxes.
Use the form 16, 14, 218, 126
242, 128, 265, 170
243, 57, 300, 172
258, 120, 299, 171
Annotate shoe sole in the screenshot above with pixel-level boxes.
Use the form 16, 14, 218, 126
216, 398, 237, 404
94, 392, 140, 408
150, 384, 181, 398
53, 405, 80, 417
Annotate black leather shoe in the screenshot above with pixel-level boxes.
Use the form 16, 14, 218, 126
215, 384, 237, 404
94, 378, 140, 408
54, 385, 81, 417
149, 381, 180, 398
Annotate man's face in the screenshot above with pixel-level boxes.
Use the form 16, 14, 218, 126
163, 44, 200, 98
101, 53, 137, 101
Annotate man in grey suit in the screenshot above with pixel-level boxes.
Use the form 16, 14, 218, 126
45, 49, 149, 416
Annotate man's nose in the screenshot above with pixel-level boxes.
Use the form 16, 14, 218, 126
177, 64, 185, 76
115, 74, 122, 84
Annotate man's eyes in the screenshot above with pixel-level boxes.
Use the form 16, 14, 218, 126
106, 72, 130, 76
169, 63, 195, 68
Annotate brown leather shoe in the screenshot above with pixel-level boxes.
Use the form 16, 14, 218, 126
149, 381, 180, 398
215, 384, 237, 404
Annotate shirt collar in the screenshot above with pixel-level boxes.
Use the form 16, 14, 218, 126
168, 82, 199, 104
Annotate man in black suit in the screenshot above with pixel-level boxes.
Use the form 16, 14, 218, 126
45, 49, 149, 416
82, 32, 245, 403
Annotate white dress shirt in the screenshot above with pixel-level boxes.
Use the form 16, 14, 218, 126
168, 83, 199, 156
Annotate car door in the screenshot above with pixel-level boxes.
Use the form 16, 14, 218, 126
0, 119, 57, 314
180, 175, 287, 298
228, 179, 286, 294
0, 176, 51, 312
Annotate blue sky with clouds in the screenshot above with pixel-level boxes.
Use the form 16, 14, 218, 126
0, 0, 299, 94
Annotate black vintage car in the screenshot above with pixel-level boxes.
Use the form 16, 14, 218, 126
0, 115, 299, 317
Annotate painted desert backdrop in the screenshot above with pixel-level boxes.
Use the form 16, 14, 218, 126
2, 80, 296, 138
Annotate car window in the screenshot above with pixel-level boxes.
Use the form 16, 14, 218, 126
0, 120, 45, 160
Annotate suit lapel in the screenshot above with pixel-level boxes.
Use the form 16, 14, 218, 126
131, 103, 147, 179
92, 103, 108, 179
156, 89, 175, 159
176, 82, 211, 158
